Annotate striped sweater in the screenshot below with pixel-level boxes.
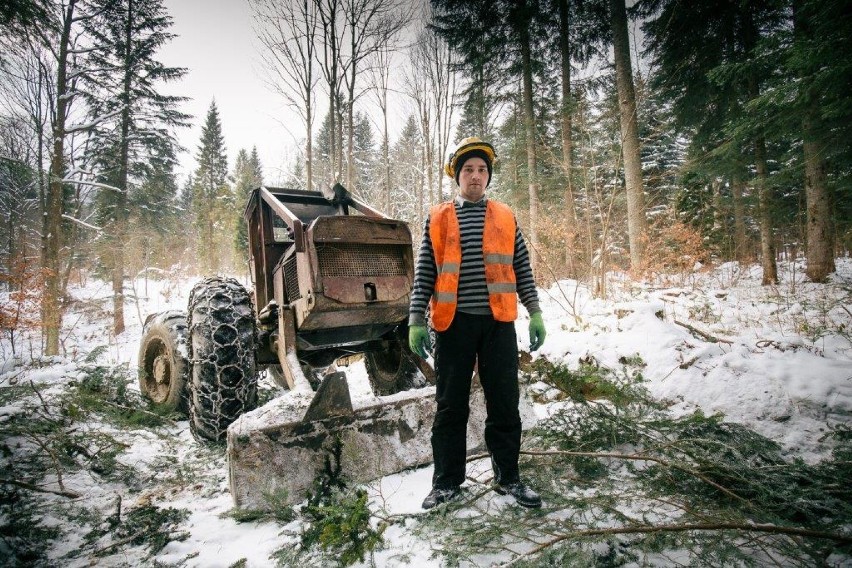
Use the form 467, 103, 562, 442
408, 196, 541, 327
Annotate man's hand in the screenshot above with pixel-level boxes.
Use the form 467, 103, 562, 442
408, 325, 432, 359
528, 312, 546, 352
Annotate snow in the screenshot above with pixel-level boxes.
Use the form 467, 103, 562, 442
1, 258, 850, 566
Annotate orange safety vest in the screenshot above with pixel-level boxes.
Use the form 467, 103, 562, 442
429, 200, 518, 331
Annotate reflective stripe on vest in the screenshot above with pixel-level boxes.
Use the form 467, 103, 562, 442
428, 200, 518, 331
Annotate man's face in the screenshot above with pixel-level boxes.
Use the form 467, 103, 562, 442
457, 156, 489, 202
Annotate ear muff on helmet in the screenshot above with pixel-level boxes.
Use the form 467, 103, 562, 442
445, 137, 497, 181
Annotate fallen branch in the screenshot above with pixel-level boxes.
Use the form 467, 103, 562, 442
93, 528, 146, 555
468, 449, 749, 505
501, 521, 852, 567
101, 399, 176, 426
0, 477, 80, 498
674, 320, 733, 344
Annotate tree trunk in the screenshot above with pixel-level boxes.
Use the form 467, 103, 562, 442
794, 0, 835, 282
423, 111, 433, 206
112, 0, 133, 336
754, 135, 777, 284
43, 0, 77, 356
802, 116, 834, 281
711, 179, 722, 232
346, 49, 355, 192
382, 103, 390, 212
558, 0, 578, 277
519, 4, 539, 271
731, 173, 748, 262
610, 0, 646, 271
746, 73, 777, 285
306, 88, 313, 192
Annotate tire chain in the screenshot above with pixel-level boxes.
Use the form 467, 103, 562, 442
187, 276, 258, 442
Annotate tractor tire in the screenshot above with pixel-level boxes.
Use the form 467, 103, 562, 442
138, 311, 189, 413
187, 277, 258, 442
365, 339, 421, 396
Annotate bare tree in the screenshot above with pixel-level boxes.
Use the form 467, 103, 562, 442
340, 0, 407, 194
315, 0, 345, 186
405, 21, 459, 209
368, 42, 392, 212
518, 0, 540, 271
422, 24, 457, 203
253, 0, 319, 192
0, 49, 51, 272
403, 31, 433, 221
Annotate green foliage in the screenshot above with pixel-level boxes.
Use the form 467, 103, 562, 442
0, 486, 62, 567
82, 503, 190, 559
119, 505, 189, 555
301, 438, 383, 566
275, 436, 384, 567
528, 356, 652, 409
413, 358, 851, 565
301, 488, 384, 567
192, 100, 234, 273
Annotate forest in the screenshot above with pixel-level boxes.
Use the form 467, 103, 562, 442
1, 0, 850, 363
1, 1, 851, 566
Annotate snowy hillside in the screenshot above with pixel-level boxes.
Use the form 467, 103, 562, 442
1, 259, 850, 567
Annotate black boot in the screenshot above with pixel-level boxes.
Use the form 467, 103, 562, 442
495, 481, 542, 508
422, 486, 461, 510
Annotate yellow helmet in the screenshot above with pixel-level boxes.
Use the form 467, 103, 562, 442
444, 137, 497, 184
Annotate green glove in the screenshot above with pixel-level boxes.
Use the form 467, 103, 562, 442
529, 312, 546, 352
408, 325, 431, 359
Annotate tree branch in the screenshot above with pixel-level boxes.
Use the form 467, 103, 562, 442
674, 319, 733, 344
0, 477, 80, 499
468, 449, 750, 505
501, 522, 852, 567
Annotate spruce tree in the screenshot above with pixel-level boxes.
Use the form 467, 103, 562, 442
132, 146, 180, 277
193, 100, 231, 274
389, 115, 423, 222
640, 0, 786, 281
82, 0, 188, 333
740, 0, 850, 280
233, 146, 264, 256
352, 112, 377, 203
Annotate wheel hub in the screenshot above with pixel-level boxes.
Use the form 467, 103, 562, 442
153, 354, 170, 384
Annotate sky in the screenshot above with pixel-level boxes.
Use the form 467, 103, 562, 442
159, 0, 417, 188
160, 0, 304, 185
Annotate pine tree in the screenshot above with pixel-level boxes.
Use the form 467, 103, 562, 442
640, 0, 786, 281
389, 115, 423, 222
352, 112, 377, 204
192, 100, 231, 274
131, 146, 181, 276
233, 146, 264, 256
741, 0, 851, 280
81, 0, 188, 333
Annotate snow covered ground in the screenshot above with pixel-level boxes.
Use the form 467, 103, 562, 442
1, 258, 850, 567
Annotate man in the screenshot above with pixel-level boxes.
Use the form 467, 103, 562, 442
408, 137, 547, 510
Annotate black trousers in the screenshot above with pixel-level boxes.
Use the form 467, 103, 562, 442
431, 312, 522, 488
